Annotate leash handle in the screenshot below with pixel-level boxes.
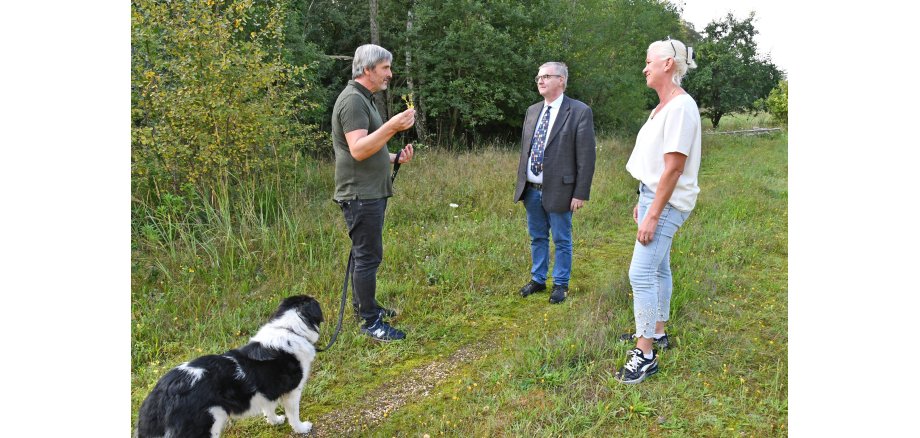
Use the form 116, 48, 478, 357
316, 250, 352, 352
391, 150, 402, 183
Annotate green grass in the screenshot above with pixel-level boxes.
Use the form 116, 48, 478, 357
703, 111, 780, 131
132, 126, 787, 436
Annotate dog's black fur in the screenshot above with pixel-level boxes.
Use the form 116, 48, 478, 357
136, 295, 323, 438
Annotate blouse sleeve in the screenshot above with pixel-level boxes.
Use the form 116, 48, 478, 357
661, 99, 700, 156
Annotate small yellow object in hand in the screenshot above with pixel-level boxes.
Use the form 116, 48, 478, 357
402, 92, 414, 110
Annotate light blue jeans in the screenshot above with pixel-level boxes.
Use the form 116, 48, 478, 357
629, 183, 691, 339
522, 186, 573, 286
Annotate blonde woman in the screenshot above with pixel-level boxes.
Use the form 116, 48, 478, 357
615, 38, 701, 384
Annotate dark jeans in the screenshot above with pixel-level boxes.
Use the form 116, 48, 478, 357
338, 197, 388, 322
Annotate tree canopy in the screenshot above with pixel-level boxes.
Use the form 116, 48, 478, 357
682, 12, 783, 129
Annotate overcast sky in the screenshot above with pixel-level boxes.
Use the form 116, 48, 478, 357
675, 0, 791, 75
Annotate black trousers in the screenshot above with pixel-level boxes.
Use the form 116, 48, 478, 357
338, 197, 388, 322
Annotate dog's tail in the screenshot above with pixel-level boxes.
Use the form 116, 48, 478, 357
135, 368, 194, 438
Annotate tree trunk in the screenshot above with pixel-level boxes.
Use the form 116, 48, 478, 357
369, 0, 389, 120
405, 4, 427, 141
369, 0, 379, 45
711, 112, 723, 130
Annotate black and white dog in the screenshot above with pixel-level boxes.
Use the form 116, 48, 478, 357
136, 295, 323, 437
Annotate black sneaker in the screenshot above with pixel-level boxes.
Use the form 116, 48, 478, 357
549, 284, 567, 304
614, 348, 659, 384
519, 280, 546, 297
361, 317, 406, 342
618, 333, 670, 350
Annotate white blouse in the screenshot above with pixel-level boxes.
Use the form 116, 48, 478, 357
625, 93, 702, 212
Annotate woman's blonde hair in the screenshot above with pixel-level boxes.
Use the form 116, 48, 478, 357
648, 38, 697, 86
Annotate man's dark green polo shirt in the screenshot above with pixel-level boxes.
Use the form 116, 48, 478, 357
331, 80, 392, 201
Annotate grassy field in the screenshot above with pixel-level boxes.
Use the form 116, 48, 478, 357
131, 119, 787, 436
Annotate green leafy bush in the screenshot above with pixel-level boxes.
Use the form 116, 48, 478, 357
765, 80, 788, 125
131, 0, 322, 207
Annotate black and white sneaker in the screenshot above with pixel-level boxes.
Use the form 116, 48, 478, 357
618, 333, 670, 350
361, 317, 406, 342
614, 348, 659, 384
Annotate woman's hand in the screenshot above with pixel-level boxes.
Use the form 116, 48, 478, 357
637, 213, 658, 245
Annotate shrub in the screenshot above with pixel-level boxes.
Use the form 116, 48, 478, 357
131, 0, 322, 208
765, 80, 788, 125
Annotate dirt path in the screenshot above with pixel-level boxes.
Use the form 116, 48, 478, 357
308, 339, 494, 437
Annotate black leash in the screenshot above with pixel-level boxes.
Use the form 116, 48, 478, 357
315, 250, 352, 352
317, 149, 403, 352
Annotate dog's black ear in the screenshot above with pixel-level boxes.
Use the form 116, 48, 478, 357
301, 297, 324, 326
271, 295, 310, 321
239, 342, 280, 361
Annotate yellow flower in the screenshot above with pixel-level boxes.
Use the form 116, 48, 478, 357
401, 93, 415, 110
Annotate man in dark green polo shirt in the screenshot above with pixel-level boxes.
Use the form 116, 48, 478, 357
332, 44, 416, 342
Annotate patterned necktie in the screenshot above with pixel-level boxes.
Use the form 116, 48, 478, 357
529, 105, 552, 176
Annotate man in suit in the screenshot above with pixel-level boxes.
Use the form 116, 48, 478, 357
514, 61, 596, 304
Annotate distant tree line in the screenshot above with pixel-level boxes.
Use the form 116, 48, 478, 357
131, 0, 782, 209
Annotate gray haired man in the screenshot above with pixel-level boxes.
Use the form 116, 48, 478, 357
331, 44, 416, 341
513, 61, 596, 304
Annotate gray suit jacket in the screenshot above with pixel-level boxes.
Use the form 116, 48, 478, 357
514, 95, 596, 212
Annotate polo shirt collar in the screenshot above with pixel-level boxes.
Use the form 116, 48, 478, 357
349, 80, 374, 99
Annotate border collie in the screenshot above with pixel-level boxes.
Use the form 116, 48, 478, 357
136, 295, 324, 437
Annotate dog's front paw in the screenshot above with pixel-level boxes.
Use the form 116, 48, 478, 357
266, 414, 285, 425
292, 421, 312, 434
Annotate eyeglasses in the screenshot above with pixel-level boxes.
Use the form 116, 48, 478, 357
534, 74, 562, 83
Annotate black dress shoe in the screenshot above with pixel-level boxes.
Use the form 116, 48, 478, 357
549, 284, 567, 304
519, 280, 546, 297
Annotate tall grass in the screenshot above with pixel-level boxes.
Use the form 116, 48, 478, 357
131, 128, 787, 436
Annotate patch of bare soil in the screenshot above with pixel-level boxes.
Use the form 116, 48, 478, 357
308, 339, 494, 437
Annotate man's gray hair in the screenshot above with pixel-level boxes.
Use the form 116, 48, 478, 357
352, 44, 393, 79
540, 62, 568, 89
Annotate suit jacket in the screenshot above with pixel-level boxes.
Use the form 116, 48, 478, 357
514, 95, 596, 212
